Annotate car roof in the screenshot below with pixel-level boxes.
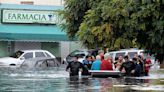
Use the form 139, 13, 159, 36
24, 57, 55, 61
20, 50, 49, 52
109, 49, 144, 53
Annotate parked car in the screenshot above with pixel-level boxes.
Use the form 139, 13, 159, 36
0, 50, 56, 67
108, 49, 144, 62
63, 49, 99, 64
20, 57, 60, 69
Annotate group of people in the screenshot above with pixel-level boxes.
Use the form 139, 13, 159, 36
66, 50, 152, 77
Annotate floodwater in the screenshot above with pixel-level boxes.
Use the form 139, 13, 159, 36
0, 65, 164, 92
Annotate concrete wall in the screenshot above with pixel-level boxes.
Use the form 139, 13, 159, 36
0, 0, 64, 6
60, 41, 70, 61
41, 42, 60, 58
0, 41, 9, 57
14, 42, 41, 51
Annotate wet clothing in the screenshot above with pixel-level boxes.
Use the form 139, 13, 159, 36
82, 60, 92, 69
100, 60, 113, 70
66, 61, 85, 76
91, 60, 101, 70
134, 62, 142, 77
120, 61, 135, 76
140, 59, 145, 75
145, 59, 151, 76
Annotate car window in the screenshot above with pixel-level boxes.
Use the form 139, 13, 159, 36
23, 53, 33, 59
35, 52, 46, 57
35, 60, 48, 68
45, 52, 51, 57
128, 52, 137, 59
69, 50, 84, 57
10, 51, 24, 58
46, 59, 59, 67
116, 52, 125, 57
109, 53, 114, 57
35, 59, 59, 68
77, 54, 85, 58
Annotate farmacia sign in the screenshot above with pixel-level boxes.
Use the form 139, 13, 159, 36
2, 9, 60, 24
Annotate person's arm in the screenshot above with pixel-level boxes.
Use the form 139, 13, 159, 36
119, 63, 124, 71
80, 62, 86, 70
91, 63, 94, 70
66, 62, 71, 71
131, 62, 136, 74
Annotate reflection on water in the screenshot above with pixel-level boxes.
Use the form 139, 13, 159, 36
0, 65, 164, 92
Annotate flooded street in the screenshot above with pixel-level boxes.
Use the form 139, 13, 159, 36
0, 65, 164, 92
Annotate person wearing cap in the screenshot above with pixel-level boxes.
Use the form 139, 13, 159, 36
66, 55, 85, 76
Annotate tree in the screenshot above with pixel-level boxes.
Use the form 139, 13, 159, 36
60, 0, 90, 39
61, 0, 164, 63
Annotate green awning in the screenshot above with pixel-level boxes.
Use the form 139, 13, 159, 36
0, 24, 69, 42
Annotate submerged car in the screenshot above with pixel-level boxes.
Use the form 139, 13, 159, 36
63, 49, 99, 64
0, 50, 56, 67
20, 57, 60, 69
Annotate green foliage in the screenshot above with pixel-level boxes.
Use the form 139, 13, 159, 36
59, 0, 90, 39
62, 0, 164, 62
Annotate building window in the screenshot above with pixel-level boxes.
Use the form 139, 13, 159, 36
21, 1, 34, 5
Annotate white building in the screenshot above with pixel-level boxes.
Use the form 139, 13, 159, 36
0, 0, 64, 6
0, 0, 86, 62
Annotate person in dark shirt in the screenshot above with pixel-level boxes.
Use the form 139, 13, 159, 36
138, 55, 145, 76
132, 58, 142, 77
82, 55, 93, 70
66, 56, 85, 76
120, 56, 135, 76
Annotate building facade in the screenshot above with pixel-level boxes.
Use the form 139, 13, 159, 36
0, 3, 85, 62
0, 0, 64, 6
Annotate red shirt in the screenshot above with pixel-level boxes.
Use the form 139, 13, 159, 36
100, 60, 113, 70
145, 59, 151, 71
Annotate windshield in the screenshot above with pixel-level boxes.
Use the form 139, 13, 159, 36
69, 50, 86, 57
128, 52, 138, 59
10, 51, 24, 58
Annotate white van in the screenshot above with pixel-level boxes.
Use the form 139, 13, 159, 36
108, 49, 144, 62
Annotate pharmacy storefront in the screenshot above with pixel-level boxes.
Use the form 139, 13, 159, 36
0, 4, 83, 61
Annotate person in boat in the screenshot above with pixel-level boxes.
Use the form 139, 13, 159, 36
119, 55, 135, 76
91, 55, 102, 70
144, 54, 152, 76
114, 55, 124, 71
98, 50, 104, 61
100, 53, 113, 70
66, 55, 85, 76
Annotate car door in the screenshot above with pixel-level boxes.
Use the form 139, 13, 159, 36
18, 52, 33, 65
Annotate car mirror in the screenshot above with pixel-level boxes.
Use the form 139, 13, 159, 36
20, 57, 25, 60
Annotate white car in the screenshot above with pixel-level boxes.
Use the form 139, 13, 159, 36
0, 50, 56, 67
108, 49, 144, 62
